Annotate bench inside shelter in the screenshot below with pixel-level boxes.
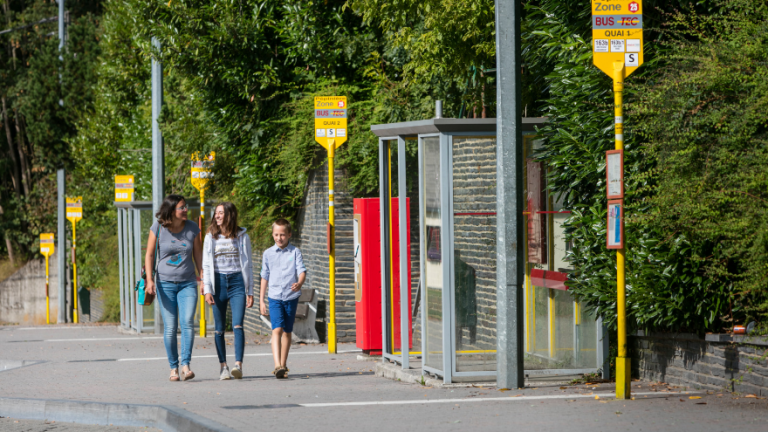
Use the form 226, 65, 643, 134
260, 288, 320, 343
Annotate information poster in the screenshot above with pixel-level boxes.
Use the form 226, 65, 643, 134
606, 150, 624, 199
607, 200, 624, 249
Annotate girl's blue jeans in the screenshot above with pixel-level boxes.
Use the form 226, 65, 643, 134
157, 280, 198, 369
211, 272, 246, 364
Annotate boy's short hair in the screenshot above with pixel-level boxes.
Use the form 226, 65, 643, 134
272, 218, 292, 234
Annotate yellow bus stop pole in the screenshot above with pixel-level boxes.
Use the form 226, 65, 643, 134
72, 221, 78, 324
45, 255, 50, 324
328, 140, 337, 354
199, 188, 207, 338
614, 61, 630, 400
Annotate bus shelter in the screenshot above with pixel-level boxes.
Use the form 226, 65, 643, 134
372, 115, 609, 383
115, 200, 214, 333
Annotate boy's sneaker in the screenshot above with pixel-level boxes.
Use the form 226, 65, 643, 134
220, 366, 232, 380
231, 364, 242, 379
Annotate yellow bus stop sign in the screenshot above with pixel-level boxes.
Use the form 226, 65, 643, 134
114, 175, 135, 202
191, 152, 215, 192
314, 96, 347, 150
592, 0, 643, 78
40, 233, 54, 258
66, 197, 83, 224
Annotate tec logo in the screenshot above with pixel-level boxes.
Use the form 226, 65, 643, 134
628, 1, 639, 13
338, 101, 345, 108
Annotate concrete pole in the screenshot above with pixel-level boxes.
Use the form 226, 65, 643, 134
151, 37, 164, 335
57, 169, 67, 323
58, 0, 64, 51
58, 0, 64, 107
495, 0, 525, 389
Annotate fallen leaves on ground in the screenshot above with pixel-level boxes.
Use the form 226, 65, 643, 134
689, 396, 702, 399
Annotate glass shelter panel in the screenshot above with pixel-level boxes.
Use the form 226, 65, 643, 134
139, 208, 155, 330
523, 134, 600, 372
451, 136, 497, 373
422, 136, 443, 370
388, 141, 411, 356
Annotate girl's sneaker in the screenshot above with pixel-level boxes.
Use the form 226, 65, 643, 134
231, 364, 243, 379
220, 365, 232, 380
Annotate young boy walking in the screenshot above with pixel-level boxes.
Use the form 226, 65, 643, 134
260, 218, 306, 379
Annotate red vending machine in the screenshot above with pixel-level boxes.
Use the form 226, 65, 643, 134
354, 198, 411, 355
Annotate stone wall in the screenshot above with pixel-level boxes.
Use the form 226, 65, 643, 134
633, 332, 768, 396
243, 152, 356, 342
242, 150, 423, 345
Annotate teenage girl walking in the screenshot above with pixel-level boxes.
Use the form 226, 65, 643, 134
145, 195, 202, 382
202, 202, 254, 380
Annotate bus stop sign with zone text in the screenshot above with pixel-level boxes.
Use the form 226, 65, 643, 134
314, 96, 347, 149
592, 0, 643, 77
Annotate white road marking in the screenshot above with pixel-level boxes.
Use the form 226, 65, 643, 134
44, 337, 164, 342
298, 391, 701, 408
117, 349, 361, 362
13, 326, 106, 331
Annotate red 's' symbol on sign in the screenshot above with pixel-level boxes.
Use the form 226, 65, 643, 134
628, 1, 639, 12
338, 101, 345, 108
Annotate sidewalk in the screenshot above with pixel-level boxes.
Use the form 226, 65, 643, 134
1, 324, 766, 431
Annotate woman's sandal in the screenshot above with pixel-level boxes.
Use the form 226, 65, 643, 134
169, 369, 180, 382
181, 369, 196, 381
275, 366, 287, 379
271, 366, 280, 375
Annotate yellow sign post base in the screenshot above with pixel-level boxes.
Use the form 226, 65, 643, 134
616, 356, 631, 399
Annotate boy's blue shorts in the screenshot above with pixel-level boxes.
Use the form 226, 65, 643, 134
268, 297, 300, 333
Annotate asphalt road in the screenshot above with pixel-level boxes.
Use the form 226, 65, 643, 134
1, 325, 766, 431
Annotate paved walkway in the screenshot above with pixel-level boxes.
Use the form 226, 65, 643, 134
1, 325, 766, 431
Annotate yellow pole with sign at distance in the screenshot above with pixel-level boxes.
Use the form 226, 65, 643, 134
72, 221, 78, 324
199, 188, 206, 338
45, 255, 50, 324
327, 140, 337, 354
613, 61, 630, 400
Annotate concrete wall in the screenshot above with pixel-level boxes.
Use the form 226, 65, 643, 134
0, 253, 61, 325
0, 252, 106, 325
633, 332, 768, 396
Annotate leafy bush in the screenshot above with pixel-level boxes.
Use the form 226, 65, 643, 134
635, 0, 768, 326
526, 0, 739, 332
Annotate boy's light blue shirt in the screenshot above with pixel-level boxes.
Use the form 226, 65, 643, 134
260, 243, 306, 301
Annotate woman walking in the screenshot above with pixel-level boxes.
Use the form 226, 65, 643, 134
145, 195, 202, 382
202, 202, 253, 380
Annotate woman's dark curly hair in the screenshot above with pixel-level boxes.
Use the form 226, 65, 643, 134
156, 194, 186, 228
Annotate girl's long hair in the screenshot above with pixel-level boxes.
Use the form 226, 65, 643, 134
209, 202, 239, 239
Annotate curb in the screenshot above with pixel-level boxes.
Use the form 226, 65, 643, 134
375, 361, 578, 388
0, 397, 238, 432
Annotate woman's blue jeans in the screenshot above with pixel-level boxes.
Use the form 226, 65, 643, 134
157, 280, 198, 369
211, 272, 246, 364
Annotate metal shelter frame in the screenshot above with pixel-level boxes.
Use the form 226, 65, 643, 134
372, 117, 610, 384
114, 200, 212, 334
